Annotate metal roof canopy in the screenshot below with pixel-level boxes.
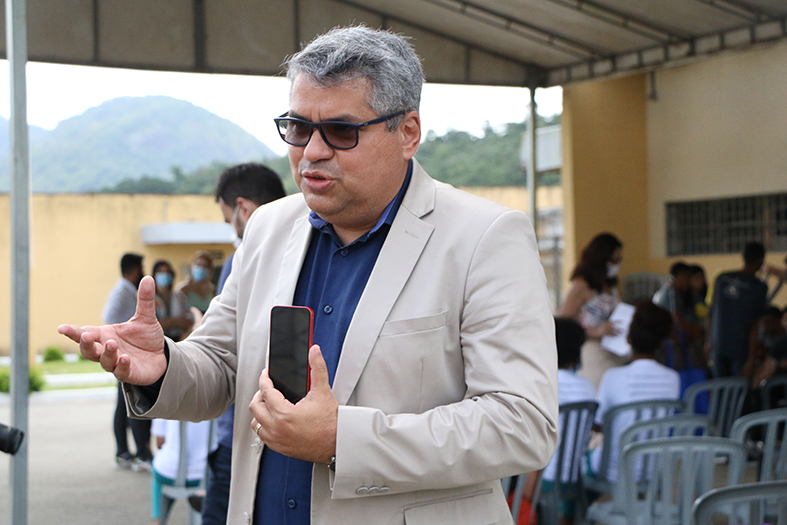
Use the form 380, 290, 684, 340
1, 0, 785, 88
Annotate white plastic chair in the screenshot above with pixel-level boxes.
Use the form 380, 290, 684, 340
692, 480, 787, 525
527, 401, 599, 525
761, 375, 787, 410
622, 272, 668, 305
587, 437, 746, 525
585, 399, 684, 496
730, 408, 787, 482
160, 420, 213, 525
683, 377, 748, 437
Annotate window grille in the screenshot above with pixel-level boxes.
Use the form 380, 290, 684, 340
666, 192, 787, 256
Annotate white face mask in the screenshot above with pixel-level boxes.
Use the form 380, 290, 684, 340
606, 262, 620, 278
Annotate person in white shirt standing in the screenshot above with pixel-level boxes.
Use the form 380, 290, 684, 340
103, 252, 152, 470
589, 300, 680, 485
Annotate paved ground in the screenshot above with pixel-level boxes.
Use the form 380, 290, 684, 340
0, 388, 191, 525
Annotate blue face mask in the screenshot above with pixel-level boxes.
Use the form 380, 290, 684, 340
192, 265, 209, 282
154, 272, 173, 288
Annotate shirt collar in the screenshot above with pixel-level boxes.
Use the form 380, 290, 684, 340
308, 160, 413, 245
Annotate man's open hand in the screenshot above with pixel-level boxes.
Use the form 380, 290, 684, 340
58, 276, 167, 385
249, 345, 338, 464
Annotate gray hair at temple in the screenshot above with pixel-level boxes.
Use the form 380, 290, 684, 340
284, 25, 424, 131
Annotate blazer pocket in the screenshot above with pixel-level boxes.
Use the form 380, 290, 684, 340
403, 489, 497, 525
379, 310, 448, 337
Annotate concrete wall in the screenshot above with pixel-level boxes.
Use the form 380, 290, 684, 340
0, 194, 233, 357
1, 186, 545, 357
561, 74, 650, 284
647, 41, 787, 258
561, 41, 787, 308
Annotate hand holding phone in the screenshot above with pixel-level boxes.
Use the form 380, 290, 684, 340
268, 305, 314, 403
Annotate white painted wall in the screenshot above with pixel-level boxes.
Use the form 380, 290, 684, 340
647, 41, 787, 258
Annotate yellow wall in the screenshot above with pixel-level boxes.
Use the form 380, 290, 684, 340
0, 194, 234, 357
1, 187, 547, 357
561, 42, 787, 308
647, 41, 787, 259
561, 74, 650, 282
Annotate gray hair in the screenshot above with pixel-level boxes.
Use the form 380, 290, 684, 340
284, 25, 424, 130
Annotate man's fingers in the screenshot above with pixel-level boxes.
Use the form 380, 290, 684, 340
99, 339, 120, 373
79, 331, 103, 361
133, 276, 158, 322
57, 324, 82, 343
307, 345, 331, 395
113, 353, 132, 382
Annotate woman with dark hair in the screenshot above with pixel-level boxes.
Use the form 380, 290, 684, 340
558, 232, 624, 388
176, 250, 216, 315
152, 260, 194, 342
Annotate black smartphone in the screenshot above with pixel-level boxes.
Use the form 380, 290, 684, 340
268, 305, 314, 403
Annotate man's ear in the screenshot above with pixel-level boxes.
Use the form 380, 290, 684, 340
400, 111, 421, 160
235, 197, 255, 219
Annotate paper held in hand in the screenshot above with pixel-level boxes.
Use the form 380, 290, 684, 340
600, 302, 636, 357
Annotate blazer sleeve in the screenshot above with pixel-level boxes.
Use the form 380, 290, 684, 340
330, 210, 559, 499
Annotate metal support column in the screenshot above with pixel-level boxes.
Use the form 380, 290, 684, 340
7, 0, 31, 523
524, 85, 538, 236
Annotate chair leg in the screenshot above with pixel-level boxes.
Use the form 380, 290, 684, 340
188, 506, 202, 525
159, 494, 175, 525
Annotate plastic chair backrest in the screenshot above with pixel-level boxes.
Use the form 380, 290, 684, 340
730, 407, 787, 481
524, 401, 598, 524
160, 421, 207, 525
586, 399, 684, 495
692, 480, 787, 525
762, 375, 787, 410
619, 437, 745, 525
622, 272, 668, 305
683, 377, 748, 437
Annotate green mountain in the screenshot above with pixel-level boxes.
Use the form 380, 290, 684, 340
0, 96, 277, 193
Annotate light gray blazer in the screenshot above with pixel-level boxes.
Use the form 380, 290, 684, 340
128, 160, 558, 525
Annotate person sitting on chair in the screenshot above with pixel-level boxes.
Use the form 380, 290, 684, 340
588, 300, 679, 487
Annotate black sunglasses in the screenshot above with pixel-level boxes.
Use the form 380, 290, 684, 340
274, 110, 405, 150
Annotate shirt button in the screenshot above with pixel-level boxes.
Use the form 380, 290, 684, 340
340, 248, 349, 256
323, 305, 333, 314
287, 499, 297, 509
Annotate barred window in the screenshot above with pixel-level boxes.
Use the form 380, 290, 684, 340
666, 193, 787, 256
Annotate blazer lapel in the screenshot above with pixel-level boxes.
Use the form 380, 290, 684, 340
273, 213, 312, 307
332, 162, 436, 405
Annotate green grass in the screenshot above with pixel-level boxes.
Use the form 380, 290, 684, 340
37, 359, 104, 375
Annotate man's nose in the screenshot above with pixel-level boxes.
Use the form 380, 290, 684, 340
303, 128, 334, 162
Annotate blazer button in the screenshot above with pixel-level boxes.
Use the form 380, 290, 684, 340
367, 486, 379, 495
243, 511, 251, 524
378, 487, 390, 494
356, 487, 369, 495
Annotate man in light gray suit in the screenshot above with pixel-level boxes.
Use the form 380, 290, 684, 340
60, 26, 558, 525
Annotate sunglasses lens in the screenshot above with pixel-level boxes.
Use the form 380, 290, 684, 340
321, 123, 358, 149
278, 120, 312, 146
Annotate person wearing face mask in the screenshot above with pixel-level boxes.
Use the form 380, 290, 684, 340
176, 251, 216, 315
152, 260, 194, 342
559, 232, 625, 388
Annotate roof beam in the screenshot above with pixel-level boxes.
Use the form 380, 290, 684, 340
332, 0, 550, 84
691, 0, 778, 23
545, 0, 689, 43
419, 0, 604, 60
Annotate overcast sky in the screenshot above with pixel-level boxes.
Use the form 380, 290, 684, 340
0, 61, 562, 157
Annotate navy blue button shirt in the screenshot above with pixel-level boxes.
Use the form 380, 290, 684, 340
254, 162, 413, 525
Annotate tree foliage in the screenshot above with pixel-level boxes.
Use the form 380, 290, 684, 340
100, 114, 560, 194
415, 115, 560, 187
